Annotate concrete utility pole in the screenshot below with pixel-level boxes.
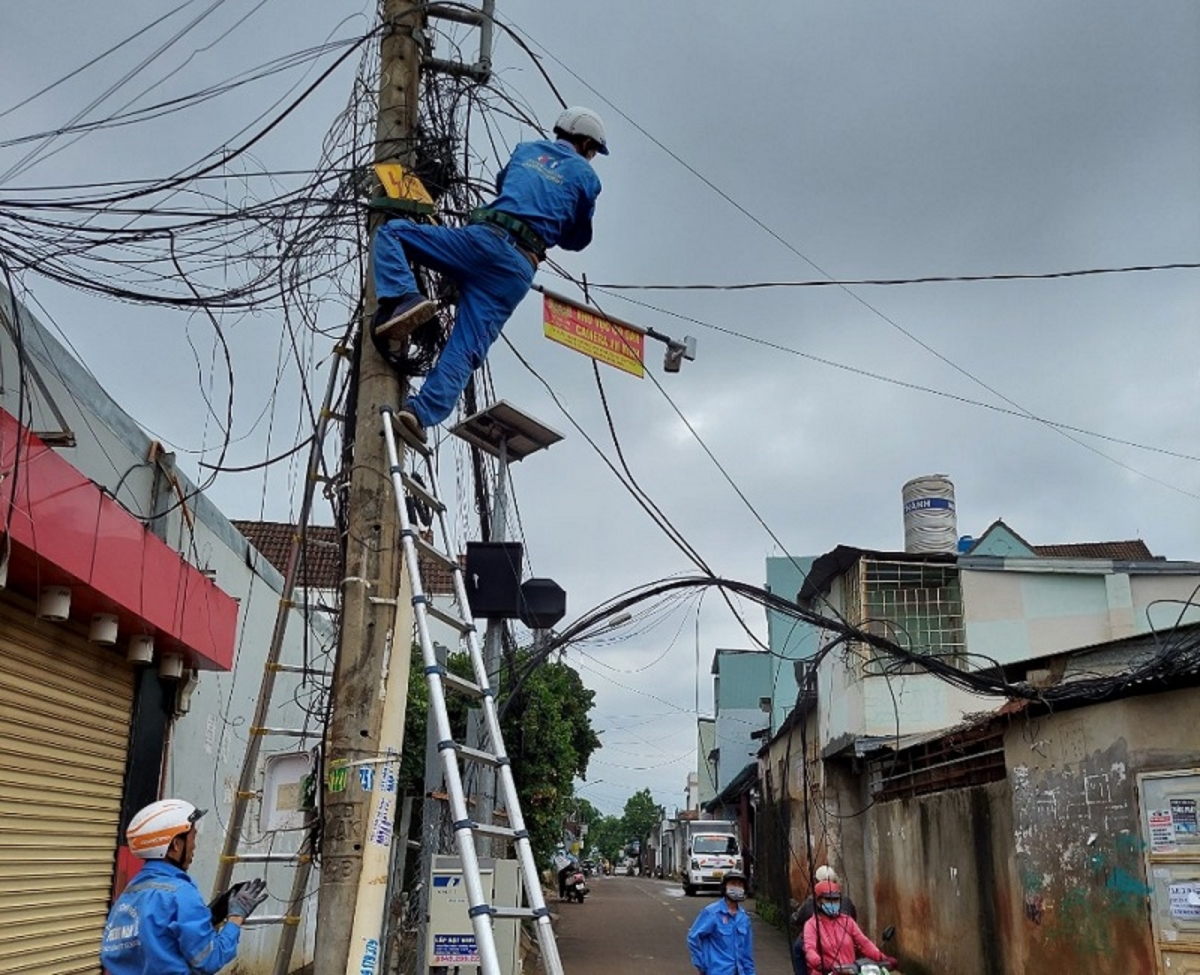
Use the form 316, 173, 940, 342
315, 5, 423, 973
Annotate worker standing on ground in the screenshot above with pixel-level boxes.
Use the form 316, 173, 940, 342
370, 107, 607, 443
687, 870, 756, 975
100, 799, 268, 975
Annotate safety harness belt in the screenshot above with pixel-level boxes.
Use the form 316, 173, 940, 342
469, 208, 547, 260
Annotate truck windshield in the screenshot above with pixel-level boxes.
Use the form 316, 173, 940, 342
694, 835, 738, 855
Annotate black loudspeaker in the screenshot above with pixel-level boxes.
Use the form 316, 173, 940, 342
518, 577, 567, 630
464, 542, 524, 619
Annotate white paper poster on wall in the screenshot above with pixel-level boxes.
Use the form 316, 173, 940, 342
1150, 810, 1177, 854
1168, 882, 1200, 921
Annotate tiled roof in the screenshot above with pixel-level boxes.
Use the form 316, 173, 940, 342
232, 520, 459, 595
1032, 540, 1156, 561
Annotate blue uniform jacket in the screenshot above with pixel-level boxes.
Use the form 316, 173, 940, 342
492, 139, 602, 251
100, 860, 241, 975
687, 899, 757, 975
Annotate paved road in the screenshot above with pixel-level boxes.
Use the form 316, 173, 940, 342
554, 874, 795, 974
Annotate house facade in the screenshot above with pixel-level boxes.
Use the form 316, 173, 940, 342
0, 286, 330, 974
759, 517, 1200, 975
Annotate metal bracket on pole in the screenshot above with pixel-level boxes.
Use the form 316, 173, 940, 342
423, 1, 495, 81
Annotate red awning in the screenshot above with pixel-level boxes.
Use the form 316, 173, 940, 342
0, 409, 237, 670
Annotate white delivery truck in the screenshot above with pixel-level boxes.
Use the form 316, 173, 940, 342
681, 820, 743, 896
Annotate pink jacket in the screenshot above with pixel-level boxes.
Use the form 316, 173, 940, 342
802, 913, 886, 974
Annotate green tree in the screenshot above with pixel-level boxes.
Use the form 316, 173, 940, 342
621, 788, 662, 848
394, 645, 601, 868
585, 812, 627, 861
500, 652, 601, 863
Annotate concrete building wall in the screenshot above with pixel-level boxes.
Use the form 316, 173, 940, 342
712, 649, 770, 793
714, 707, 765, 793
0, 285, 330, 973
766, 555, 820, 731
962, 565, 1200, 668
1003, 689, 1200, 975
852, 686, 1200, 975
861, 674, 994, 739
697, 718, 718, 808
866, 781, 1020, 975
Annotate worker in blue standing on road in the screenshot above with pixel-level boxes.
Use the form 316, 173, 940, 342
687, 870, 757, 975
370, 106, 607, 443
100, 799, 268, 975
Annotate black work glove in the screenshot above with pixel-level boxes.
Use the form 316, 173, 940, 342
208, 884, 237, 925
227, 878, 268, 921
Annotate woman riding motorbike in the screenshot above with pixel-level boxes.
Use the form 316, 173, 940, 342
799, 881, 897, 975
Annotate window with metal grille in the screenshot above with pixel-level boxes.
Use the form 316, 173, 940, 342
867, 724, 1006, 801
860, 559, 964, 674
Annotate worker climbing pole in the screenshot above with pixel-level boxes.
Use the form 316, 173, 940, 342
369, 105, 610, 443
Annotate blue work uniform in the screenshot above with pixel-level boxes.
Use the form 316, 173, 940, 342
100, 860, 240, 975
373, 138, 602, 428
687, 899, 757, 975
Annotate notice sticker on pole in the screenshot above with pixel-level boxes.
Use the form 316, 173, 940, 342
543, 293, 645, 378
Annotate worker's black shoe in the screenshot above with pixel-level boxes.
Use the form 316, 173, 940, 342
374, 292, 437, 340
395, 408, 428, 446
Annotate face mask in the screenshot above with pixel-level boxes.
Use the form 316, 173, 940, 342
820, 901, 841, 917
725, 886, 746, 902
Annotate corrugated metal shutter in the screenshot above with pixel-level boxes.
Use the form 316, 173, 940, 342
0, 595, 134, 975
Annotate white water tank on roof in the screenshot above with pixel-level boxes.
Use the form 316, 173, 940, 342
902, 475, 958, 554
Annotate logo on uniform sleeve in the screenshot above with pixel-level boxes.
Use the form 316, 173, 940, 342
100, 903, 141, 955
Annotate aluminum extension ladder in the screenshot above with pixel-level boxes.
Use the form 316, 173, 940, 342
211, 339, 352, 975
380, 405, 565, 975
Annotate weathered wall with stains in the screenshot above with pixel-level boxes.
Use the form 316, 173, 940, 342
847, 687, 1198, 974
865, 780, 1019, 975
1006, 686, 1200, 974
1007, 729, 1150, 972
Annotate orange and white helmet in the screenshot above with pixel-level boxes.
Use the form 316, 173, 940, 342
126, 799, 205, 860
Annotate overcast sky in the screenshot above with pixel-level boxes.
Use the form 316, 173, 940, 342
2, 1, 1198, 816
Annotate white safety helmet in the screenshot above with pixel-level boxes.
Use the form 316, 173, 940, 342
126, 799, 205, 860
553, 106, 609, 155
815, 865, 840, 884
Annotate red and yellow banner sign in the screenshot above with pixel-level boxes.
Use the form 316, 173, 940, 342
543, 294, 645, 378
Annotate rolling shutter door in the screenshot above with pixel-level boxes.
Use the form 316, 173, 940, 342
0, 595, 134, 975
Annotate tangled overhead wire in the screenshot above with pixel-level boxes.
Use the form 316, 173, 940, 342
502, 575, 1200, 719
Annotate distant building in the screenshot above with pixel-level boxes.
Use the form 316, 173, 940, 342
710, 648, 771, 794
757, 515, 1200, 974
696, 717, 718, 810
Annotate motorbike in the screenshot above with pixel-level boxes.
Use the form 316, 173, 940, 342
839, 925, 898, 975
563, 869, 589, 903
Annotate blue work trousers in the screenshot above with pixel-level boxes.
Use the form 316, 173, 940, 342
373, 221, 536, 427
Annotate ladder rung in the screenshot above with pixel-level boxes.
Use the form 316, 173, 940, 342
269, 663, 332, 678
424, 602, 474, 634
413, 534, 457, 570
241, 914, 302, 928
455, 744, 503, 767
440, 671, 485, 699
490, 905, 538, 920
470, 823, 518, 842
400, 473, 444, 512
220, 852, 311, 864
251, 727, 318, 738
391, 414, 433, 456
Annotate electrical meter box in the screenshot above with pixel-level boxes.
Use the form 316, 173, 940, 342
259, 751, 312, 832
427, 855, 520, 973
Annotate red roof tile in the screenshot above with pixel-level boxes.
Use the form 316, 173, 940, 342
1032, 540, 1156, 561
